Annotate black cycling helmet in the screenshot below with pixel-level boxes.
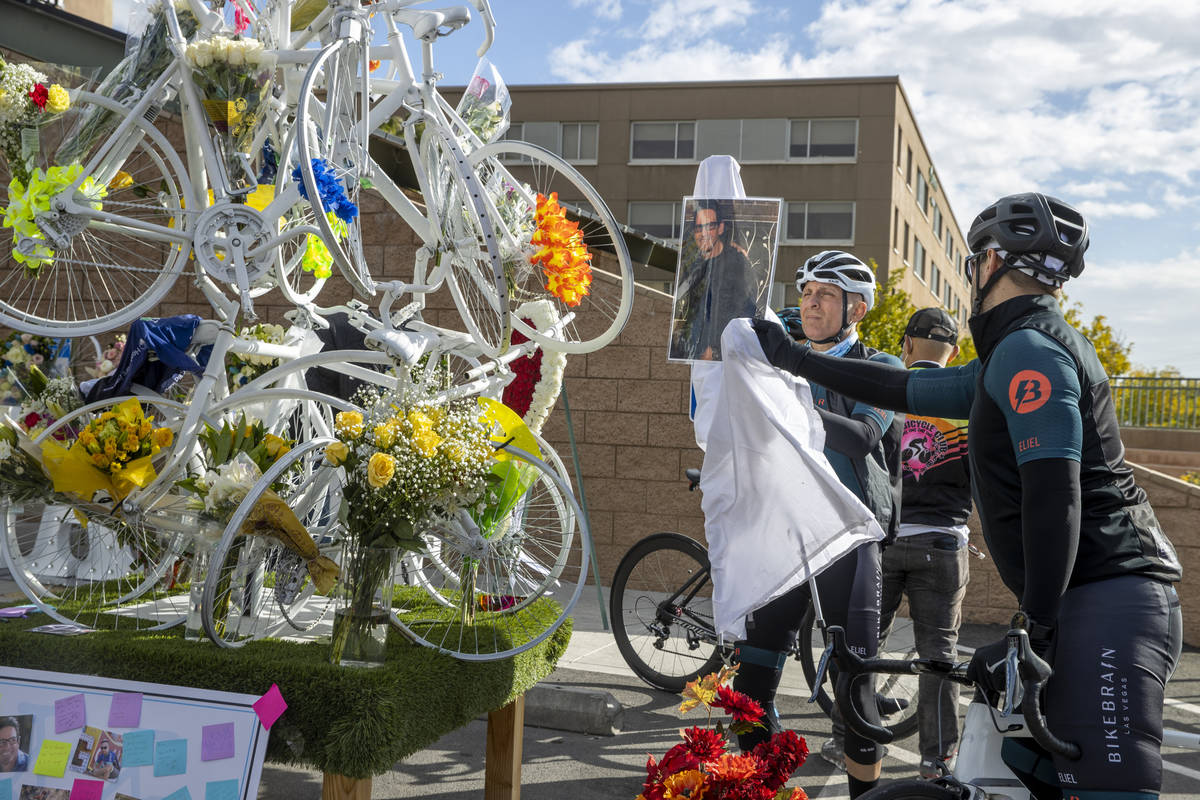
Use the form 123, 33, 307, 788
967, 192, 1089, 284
776, 307, 804, 340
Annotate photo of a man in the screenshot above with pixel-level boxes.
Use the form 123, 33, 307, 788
669, 197, 779, 361
0, 716, 31, 773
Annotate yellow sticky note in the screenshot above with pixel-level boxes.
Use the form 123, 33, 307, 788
33, 739, 72, 777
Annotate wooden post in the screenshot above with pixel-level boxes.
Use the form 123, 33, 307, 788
322, 773, 371, 800
484, 694, 525, 800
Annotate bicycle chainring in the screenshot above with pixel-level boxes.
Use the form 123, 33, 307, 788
193, 204, 273, 287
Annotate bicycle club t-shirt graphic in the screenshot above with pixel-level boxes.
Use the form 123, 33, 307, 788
901, 414, 967, 481
1008, 369, 1052, 414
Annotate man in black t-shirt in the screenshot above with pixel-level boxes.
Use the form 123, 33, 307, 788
881, 307, 972, 779
671, 200, 756, 360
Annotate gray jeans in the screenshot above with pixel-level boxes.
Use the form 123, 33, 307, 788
879, 532, 970, 761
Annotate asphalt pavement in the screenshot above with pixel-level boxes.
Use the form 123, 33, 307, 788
258, 584, 1200, 799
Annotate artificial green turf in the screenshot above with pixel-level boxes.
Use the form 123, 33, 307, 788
0, 604, 571, 779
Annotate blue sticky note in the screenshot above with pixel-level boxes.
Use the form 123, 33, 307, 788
154, 738, 188, 777
205, 779, 239, 800
121, 729, 155, 767
55, 692, 87, 733
0, 777, 10, 800
163, 788, 193, 800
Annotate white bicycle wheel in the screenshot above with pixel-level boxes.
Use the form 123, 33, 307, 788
420, 124, 512, 358
295, 39, 374, 298
200, 438, 345, 647
469, 140, 634, 354
0, 90, 190, 337
0, 396, 194, 631
392, 442, 587, 661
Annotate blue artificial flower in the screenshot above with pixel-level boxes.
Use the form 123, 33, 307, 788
292, 158, 358, 224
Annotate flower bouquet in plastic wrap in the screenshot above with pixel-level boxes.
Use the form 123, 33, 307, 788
0, 56, 72, 186
456, 57, 511, 145
184, 35, 277, 188
637, 666, 810, 800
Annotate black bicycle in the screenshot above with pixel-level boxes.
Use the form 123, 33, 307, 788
609, 469, 923, 740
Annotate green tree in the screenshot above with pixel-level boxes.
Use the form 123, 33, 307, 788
949, 335, 977, 367
1061, 297, 1132, 377
857, 262, 917, 355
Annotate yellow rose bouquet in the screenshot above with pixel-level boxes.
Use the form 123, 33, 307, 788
324, 388, 494, 665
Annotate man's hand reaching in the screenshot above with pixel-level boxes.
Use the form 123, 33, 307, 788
751, 317, 809, 373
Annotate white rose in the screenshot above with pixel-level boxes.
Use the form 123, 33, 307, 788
226, 42, 245, 66
0, 441, 12, 461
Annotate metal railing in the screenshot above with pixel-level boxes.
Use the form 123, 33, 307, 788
1111, 376, 1200, 429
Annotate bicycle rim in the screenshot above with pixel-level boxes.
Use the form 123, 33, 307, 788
421, 125, 511, 357
610, 532, 723, 692
0, 90, 189, 336
392, 443, 586, 661
469, 140, 634, 354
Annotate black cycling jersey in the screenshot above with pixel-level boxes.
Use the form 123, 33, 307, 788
929, 296, 1180, 594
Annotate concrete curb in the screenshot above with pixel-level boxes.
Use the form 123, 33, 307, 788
524, 682, 624, 736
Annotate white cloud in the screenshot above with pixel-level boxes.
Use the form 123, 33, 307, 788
1075, 200, 1158, 220
1062, 180, 1129, 199
568, 0, 624, 22
641, 0, 756, 42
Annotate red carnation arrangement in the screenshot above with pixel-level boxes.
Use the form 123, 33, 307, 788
636, 666, 809, 800
501, 321, 542, 419
27, 83, 49, 110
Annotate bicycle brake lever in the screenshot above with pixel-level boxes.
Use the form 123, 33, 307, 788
1000, 630, 1023, 716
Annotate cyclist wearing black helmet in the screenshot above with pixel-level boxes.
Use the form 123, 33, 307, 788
734, 250, 903, 799
750, 193, 1183, 800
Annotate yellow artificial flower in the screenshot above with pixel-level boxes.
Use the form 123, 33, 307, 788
407, 409, 434, 431
45, 84, 70, 114
411, 428, 442, 458
264, 433, 291, 460
367, 452, 396, 488
335, 411, 364, 439
108, 171, 134, 190
324, 440, 349, 466
152, 427, 173, 449
663, 770, 708, 800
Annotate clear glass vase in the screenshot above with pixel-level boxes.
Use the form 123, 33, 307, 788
329, 544, 396, 668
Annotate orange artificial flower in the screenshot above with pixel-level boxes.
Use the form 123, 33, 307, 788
706, 753, 758, 782
662, 769, 708, 800
528, 192, 593, 307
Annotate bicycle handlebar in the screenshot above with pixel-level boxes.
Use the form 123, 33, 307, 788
469, 0, 496, 57
826, 625, 1080, 759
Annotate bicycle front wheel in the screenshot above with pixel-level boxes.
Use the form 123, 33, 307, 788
856, 782, 962, 800
469, 141, 634, 354
800, 603, 922, 740
0, 90, 189, 337
610, 532, 723, 692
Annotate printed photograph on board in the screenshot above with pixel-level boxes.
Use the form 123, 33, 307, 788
668, 197, 781, 362
0, 714, 33, 772
19, 787, 70, 800
68, 726, 122, 781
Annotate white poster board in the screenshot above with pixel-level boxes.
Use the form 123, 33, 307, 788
0, 667, 270, 800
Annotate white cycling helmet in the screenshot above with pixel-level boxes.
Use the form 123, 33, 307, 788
795, 250, 877, 311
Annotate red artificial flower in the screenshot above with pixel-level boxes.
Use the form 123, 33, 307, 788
28, 83, 49, 110
658, 743, 702, 777
751, 730, 808, 791
500, 320, 543, 418
719, 781, 775, 800
713, 685, 764, 724
24, 412, 42, 429
682, 726, 726, 765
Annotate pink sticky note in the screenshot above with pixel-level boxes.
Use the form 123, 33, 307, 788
108, 691, 143, 728
55, 693, 86, 733
201, 722, 235, 761
70, 778, 104, 800
252, 684, 287, 730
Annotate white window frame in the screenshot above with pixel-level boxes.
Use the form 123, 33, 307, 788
629, 121, 696, 163
787, 118, 859, 163
782, 201, 856, 245
914, 239, 927, 282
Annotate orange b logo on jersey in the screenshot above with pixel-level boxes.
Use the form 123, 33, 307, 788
1008, 370, 1051, 414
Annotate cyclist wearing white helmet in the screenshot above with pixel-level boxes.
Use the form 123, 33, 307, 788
750, 193, 1182, 800
734, 250, 903, 799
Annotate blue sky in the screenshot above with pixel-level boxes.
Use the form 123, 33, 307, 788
111, 1, 1200, 372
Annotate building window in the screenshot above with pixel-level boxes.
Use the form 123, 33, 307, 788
916, 172, 928, 216
893, 208, 900, 252
914, 239, 926, 281
784, 201, 855, 242
946, 236, 954, 260
931, 263, 941, 296
902, 221, 910, 262
895, 125, 903, 173
944, 282, 953, 308
560, 122, 599, 162
906, 146, 913, 187
628, 201, 682, 240
789, 118, 858, 159
631, 121, 695, 160
932, 202, 943, 241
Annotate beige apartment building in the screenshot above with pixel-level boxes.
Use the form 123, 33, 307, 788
497, 77, 972, 325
